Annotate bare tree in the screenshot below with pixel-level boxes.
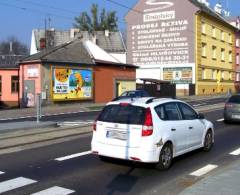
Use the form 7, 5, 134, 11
0, 36, 29, 55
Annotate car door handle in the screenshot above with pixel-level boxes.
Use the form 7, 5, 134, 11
189, 126, 193, 130
171, 128, 176, 131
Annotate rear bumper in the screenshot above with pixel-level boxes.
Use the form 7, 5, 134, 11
224, 111, 240, 122
91, 141, 160, 163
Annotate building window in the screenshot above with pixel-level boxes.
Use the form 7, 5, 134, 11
229, 72, 232, 80
202, 22, 206, 34
237, 73, 240, 81
228, 33, 232, 43
212, 46, 217, 59
11, 76, 19, 93
237, 53, 240, 65
221, 71, 225, 80
0, 76, 2, 96
236, 39, 240, 47
221, 31, 224, 41
202, 43, 207, 57
221, 48, 225, 61
202, 68, 205, 79
229, 51, 232, 62
213, 70, 217, 80
212, 26, 216, 38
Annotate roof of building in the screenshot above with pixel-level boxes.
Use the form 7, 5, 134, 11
22, 39, 137, 68
0, 55, 24, 69
32, 29, 126, 53
189, 0, 237, 29
23, 39, 94, 65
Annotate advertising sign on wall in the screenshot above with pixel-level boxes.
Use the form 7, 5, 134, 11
163, 67, 192, 84
126, 0, 197, 66
52, 67, 93, 100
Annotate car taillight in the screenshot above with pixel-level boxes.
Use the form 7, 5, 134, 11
93, 121, 97, 131
225, 103, 233, 108
142, 107, 153, 136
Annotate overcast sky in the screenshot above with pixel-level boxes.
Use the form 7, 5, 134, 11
0, 0, 239, 46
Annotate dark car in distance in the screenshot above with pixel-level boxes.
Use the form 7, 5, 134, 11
224, 94, 240, 123
113, 90, 150, 101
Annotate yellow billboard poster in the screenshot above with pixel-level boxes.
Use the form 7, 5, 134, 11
163, 67, 192, 84
52, 67, 93, 100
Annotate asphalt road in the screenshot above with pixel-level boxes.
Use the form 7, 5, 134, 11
0, 108, 239, 194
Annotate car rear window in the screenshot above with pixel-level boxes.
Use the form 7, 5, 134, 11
98, 104, 146, 125
228, 95, 240, 103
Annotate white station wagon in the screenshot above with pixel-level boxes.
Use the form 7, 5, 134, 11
91, 97, 214, 170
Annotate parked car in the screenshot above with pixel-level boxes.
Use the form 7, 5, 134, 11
112, 90, 150, 101
91, 97, 214, 170
224, 94, 240, 123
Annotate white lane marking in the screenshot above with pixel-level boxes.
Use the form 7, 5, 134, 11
217, 118, 224, 122
190, 164, 218, 177
0, 171, 5, 175
55, 151, 92, 161
193, 103, 207, 107
31, 186, 75, 195
0, 177, 37, 193
230, 148, 240, 156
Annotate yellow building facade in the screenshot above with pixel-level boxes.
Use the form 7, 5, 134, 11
195, 12, 236, 95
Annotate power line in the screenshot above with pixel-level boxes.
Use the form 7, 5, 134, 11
0, 1, 74, 21
105, 0, 143, 14
14, 0, 80, 15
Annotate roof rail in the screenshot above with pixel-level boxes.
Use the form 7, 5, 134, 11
145, 97, 157, 104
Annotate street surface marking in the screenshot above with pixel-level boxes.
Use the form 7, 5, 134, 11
31, 186, 75, 195
217, 118, 224, 122
0, 177, 37, 193
230, 148, 240, 156
0, 171, 5, 175
57, 120, 94, 127
190, 164, 218, 177
193, 103, 207, 107
55, 151, 92, 161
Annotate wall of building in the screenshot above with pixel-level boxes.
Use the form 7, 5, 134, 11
195, 13, 236, 95
19, 63, 42, 107
0, 69, 19, 107
235, 32, 240, 92
125, 0, 200, 96
94, 65, 136, 103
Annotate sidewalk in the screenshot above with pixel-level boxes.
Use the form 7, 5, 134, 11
180, 159, 240, 195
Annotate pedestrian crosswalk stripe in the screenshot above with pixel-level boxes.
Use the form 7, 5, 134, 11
230, 148, 240, 156
0, 171, 5, 175
0, 177, 37, 193
31, 186, 75, 195
55, 151, 92, 161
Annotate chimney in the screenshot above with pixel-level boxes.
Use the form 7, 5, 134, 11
105, 30, 109, 37
10, 41, 13, 54
70, 28, 80, 39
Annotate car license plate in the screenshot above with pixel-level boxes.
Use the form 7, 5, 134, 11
232, 114, 240, 119
106, 131, 127, 140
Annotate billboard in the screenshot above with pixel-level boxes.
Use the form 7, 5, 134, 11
126, 0, 198, 66
163, 67, 192, 84
52, 67, 93, 100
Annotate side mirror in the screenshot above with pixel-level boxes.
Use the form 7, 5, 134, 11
198, 113, 205, 119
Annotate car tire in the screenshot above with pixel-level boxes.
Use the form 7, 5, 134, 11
156, 142, 173, 170
99, 155, 109, 162
203, 130, 213, 152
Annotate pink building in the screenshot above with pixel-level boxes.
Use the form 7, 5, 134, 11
235, 31, 240, 92
0, 55, 22, 107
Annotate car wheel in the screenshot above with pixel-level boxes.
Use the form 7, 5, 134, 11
156, 143, 173, 170
203, 130, 213, 152
99, 155, 109, 162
